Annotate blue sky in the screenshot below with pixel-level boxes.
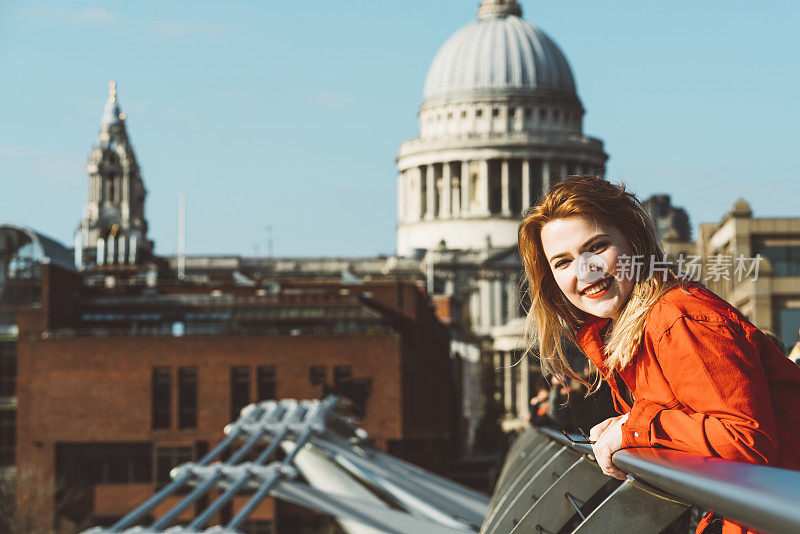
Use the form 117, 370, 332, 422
1, 1, 797, 256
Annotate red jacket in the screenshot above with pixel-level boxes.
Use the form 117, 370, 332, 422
577, 284, 800, 533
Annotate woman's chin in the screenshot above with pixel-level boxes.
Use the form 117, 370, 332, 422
579, 294, 620, 319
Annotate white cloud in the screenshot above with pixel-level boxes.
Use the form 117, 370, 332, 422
19, 7, 120, 24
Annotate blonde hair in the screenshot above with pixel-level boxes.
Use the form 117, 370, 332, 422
518, 176, 684, 390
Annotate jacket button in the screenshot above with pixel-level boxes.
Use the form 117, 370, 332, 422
634, 432, 639, 438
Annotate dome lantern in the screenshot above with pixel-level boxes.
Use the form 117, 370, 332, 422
478, 0, 522, 19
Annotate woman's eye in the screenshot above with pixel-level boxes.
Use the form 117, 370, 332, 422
554, 259, 570, 269
589, 241, 608, 252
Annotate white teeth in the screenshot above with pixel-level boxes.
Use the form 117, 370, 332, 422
584, 277, 611, 295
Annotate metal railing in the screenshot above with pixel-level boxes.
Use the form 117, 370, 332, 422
481, 426, 800, 534
82, 396, 489, 534
79, 399, 800, 534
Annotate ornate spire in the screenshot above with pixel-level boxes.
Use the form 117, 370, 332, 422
101, 80, 123, 127
478, 0, 522, 19
80, 82, 151, 269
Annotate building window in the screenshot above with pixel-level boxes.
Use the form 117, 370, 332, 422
0, 341, 15, 398
257, 365, 277, 401
330, 366, 371, 419
152, 367, 171, 430
309, 365, 327, 386
778, 308, 800, 354
492, 108, 499, 117
231, 366, 251, 421
461, 110, 467, 118
755, 245, 800, 276
0, 409, 15, 466
447, 112, 453, 120
539, 108, 547, 120
554, 110, 561, 121
56, 443, 152, 486
524, 108, 532, 118
178, 367, 198, 429
509, 107, 517, 117
476, 109, 483, 118
0, 311, 16, 336
156, 446, 192, 485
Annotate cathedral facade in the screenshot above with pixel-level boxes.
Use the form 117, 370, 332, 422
396, 0, 607, 432
397, 0, 607, 254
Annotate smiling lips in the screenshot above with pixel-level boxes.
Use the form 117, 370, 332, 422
581, 276, 612, 299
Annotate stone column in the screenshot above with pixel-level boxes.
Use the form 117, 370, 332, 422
542, 160, 551, 194
397, 171, 406, 224
121, 174, 130, 223
481, 160, 491, 215
560, 161, 568, 182
501, 159, 510, 216
521, 159, 530, 214
425, 165, 435, 220
493, 278, 503, 326
452, 171, 461, 217
503, 352, 513, 415
441, 162, 452, 218
407, 169, 416, 221
461, 161, 471, 216
517, 353, 530, 421
413, 167, 423, 220
507, 276, 519, 321
471, 290, 481, 331
480, 278, 492, 329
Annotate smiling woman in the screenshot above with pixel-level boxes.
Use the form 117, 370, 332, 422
540, 217, 635, 322
518, 176, 800, 534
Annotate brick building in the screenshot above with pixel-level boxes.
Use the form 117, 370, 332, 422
0, 218, 453, 532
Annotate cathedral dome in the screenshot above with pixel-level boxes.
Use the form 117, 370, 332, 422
422, 0, 577, 104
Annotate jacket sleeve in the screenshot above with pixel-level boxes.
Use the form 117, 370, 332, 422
620, 316, 779, 464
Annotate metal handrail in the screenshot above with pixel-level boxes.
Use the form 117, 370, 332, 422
614, 447, 800, 534
525, 426, 800, 534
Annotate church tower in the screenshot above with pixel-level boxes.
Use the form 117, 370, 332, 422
76, 82, 152, 268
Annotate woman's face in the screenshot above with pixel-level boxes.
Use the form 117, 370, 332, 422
540, 216, 635, 322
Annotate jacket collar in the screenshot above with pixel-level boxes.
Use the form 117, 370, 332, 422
576, 315, 612, 371
576, 315, 631, 413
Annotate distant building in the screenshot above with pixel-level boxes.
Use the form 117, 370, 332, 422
14, 274, 451, 532
396, 0, 608, 432
643, 194, 692, 244
3, 87, 453, 533
697, 199, 800, 352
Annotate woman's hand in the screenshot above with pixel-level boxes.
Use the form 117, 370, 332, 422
589, 413, 629, 479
